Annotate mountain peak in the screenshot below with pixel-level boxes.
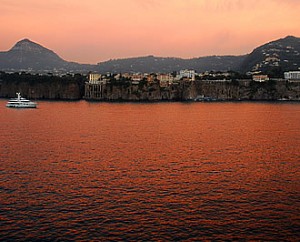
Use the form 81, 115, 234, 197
19, 38, 32, 43
11, 38, 45, 52
272, 35, 299, 44
283, 35, 297, 40
0, 38, 94, 72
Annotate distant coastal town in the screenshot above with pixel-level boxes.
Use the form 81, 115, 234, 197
84, 70, 300, 101
1, 70, 300, 102
1, 36, 299, 102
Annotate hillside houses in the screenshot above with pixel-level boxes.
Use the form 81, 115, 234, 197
83, 69, 300, 101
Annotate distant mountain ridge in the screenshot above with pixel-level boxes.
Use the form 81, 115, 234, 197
0, 36, 299, 74
0, 39, 64, 69
97, 55, 246, 73
239, 36, 300, 73
0, 39, 96, 72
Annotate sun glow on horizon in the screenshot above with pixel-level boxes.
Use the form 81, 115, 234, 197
1, 0, 300, 63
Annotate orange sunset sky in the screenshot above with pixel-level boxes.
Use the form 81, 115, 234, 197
1, 0, 300, 64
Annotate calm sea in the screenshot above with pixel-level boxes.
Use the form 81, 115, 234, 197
0, 100, 299, 241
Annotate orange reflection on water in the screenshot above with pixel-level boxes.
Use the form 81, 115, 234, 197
0, 101, 299, 240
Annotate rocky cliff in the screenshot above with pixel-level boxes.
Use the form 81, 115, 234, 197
0, 72, 85, 100
84, 80, 300, 102
1, 72, 299, 101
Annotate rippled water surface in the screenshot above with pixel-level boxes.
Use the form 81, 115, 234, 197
0, 100, 299, 240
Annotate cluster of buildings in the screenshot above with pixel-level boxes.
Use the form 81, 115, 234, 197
86, 69, 197, 87
251, 71, 300, 82
284, 71, 300, 81
84, 70, 200, 100
76, 69, 300, 101
86, 70, 300, 86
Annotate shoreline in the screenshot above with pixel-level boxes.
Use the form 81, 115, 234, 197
1, 97, 300, 104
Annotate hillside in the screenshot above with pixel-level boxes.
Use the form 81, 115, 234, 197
239, 36, 300, 75
0, 36, 299, 74
0, 39, 96, 73
96, 55, 246, 73
0, 39, 247, 73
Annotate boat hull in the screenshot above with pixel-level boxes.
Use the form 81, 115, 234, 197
6, 92, 37, 108
6, 103, 37, 108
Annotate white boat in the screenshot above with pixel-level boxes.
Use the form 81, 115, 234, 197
6, 93, 37, 108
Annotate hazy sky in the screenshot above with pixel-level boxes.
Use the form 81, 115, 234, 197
1, 0, 300, 63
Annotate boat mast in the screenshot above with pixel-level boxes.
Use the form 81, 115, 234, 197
16, 92, 21, 102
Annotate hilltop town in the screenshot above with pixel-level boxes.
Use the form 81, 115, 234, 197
1, 69, 299, 102
83, 70, 300, 101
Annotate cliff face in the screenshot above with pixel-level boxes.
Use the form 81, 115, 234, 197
0, 72, 84, 100
0, 80, 81, 100
1, 71, 299, 101
195, 80, 300, 101
84, 80, 300, 101
84, 81, 199, 101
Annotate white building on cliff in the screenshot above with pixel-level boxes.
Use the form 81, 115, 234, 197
284, 71, 300, 81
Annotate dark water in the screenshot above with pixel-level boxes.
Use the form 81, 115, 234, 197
0, 100, 299, 241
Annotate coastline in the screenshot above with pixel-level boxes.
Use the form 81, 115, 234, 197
1, 72, 299, 102
1, 97, 300, 104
